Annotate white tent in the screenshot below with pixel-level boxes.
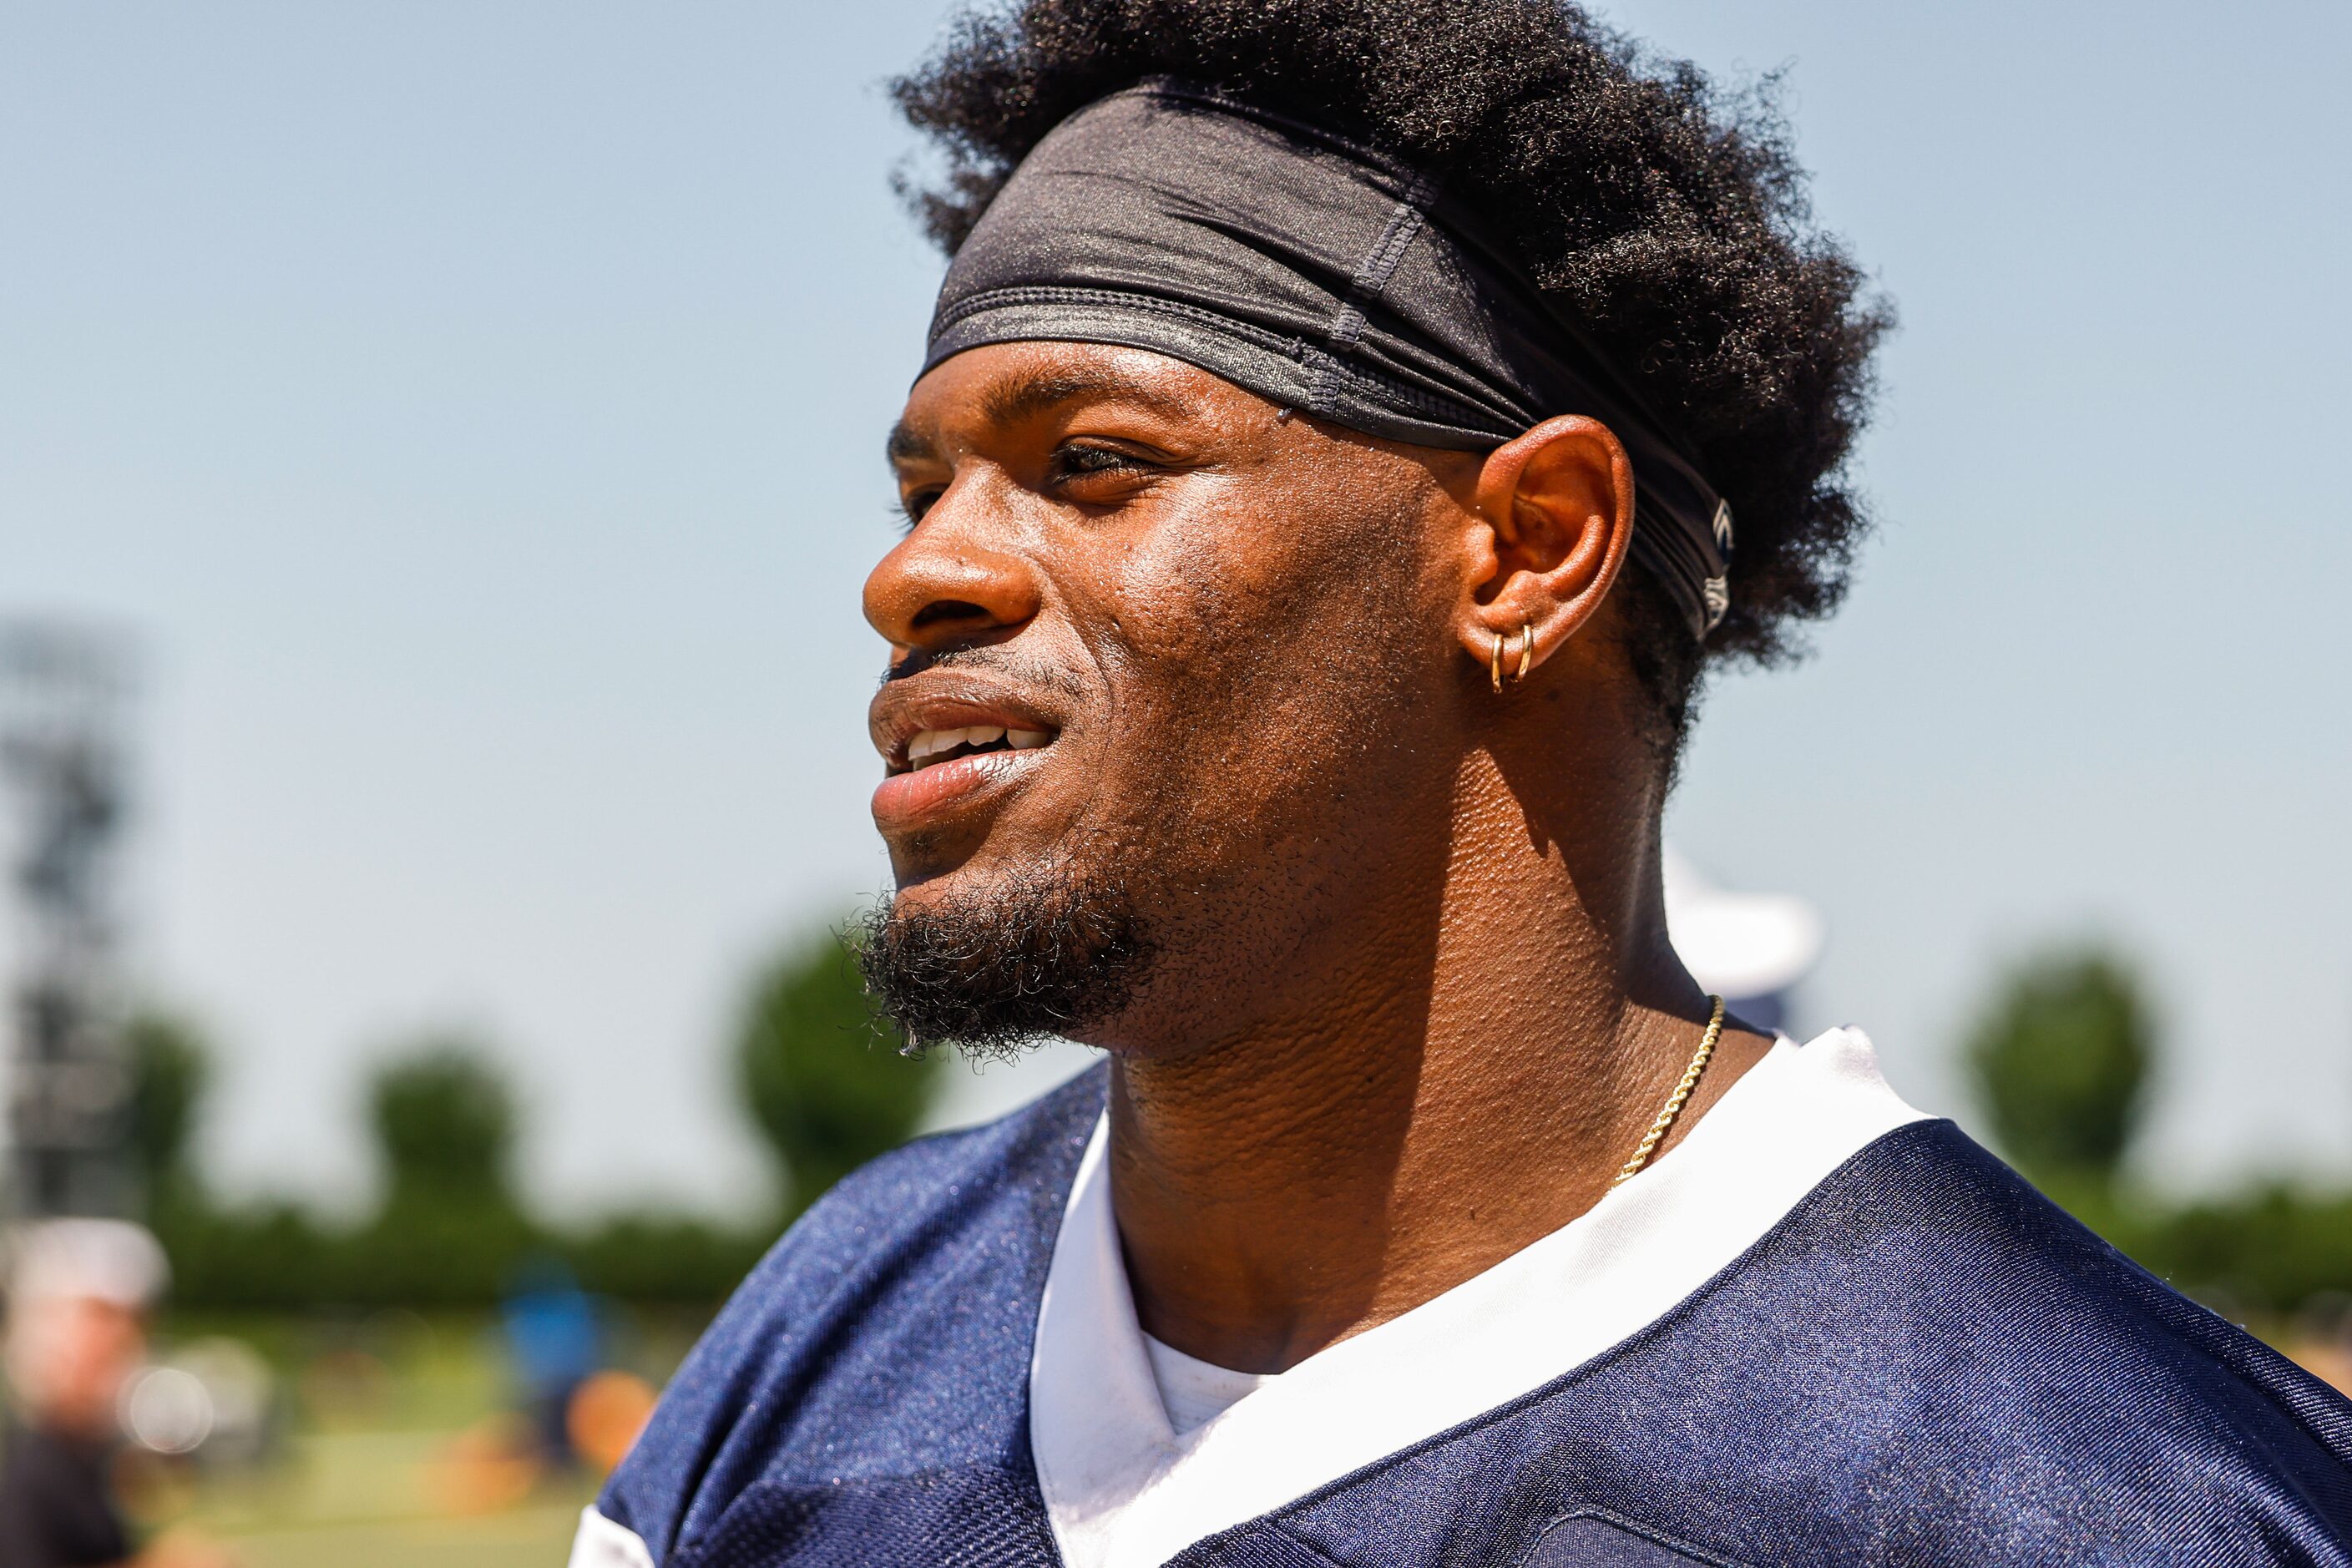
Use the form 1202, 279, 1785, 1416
1662, 847, 1824, 1011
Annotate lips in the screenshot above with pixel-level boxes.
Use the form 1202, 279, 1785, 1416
872, 744, 1049, 828
869, 690, 1062, 832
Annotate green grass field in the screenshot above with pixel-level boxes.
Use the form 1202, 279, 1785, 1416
193, 1441, 590, 1567
129, 1309, 701, 1566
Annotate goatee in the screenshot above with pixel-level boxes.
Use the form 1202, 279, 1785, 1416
856, 860, 1153, 1062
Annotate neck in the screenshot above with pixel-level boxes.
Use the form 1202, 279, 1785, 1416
1105, 744, 1770, 1375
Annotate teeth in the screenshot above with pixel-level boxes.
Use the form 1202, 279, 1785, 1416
901, 724, 1054, 770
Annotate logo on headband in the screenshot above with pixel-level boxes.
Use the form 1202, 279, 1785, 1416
1698, 500, 1733, 633
1702, 575, 1731, 632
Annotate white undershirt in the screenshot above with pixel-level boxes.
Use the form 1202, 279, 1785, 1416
1140, 1332, 1277, 1434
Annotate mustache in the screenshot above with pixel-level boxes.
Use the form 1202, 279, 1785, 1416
883, 642, 1089, 701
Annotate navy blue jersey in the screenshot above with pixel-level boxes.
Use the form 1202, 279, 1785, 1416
585, 1050, 2352, 1566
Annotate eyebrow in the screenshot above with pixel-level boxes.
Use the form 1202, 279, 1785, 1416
884, 363, 1201, 470
884, 420, 933, 467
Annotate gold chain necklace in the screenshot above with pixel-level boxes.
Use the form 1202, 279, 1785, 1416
1611, 994, 1727, 1186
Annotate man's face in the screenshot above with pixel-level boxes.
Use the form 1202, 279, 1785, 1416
865, 342, 1478, 1054
6, 1293, 145, 1439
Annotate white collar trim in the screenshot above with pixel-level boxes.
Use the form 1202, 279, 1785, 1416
1028, 1027, 1929, 1568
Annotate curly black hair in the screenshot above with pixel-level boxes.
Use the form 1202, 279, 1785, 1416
890, 0, 1891, 760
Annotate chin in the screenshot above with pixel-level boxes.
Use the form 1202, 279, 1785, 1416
860, 839, 1155, 1058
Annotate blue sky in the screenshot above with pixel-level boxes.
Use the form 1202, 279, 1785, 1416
3, 0, 2345, 1215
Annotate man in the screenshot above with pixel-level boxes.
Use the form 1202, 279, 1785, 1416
1, 1220, 160, 1568
576, 2, 2352, 1563
1, 1220, 232, 1568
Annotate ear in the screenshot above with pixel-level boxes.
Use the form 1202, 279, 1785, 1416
1454, 415, 1636, 686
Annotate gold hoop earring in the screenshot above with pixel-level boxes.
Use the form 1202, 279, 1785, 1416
1516, 621, 1535, 681
1490, 630, 1505, 692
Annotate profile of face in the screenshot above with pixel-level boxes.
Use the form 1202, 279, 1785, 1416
863, 341, 1500, 1058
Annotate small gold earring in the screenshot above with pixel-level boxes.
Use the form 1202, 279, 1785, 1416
1516, 621, 1535, 680
1490, 630, 1505, 692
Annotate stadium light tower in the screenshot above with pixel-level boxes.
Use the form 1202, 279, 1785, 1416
0, 620, 135, 1220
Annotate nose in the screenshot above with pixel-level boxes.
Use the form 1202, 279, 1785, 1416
862, 486, 1043, 658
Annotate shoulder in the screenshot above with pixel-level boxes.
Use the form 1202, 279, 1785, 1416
1654, 1119, 2352, 1557
0, 1424, 129, 1562
1284, 1117, 2352, 1565
595, 1061, 1106, 1563
1802, 1120, 2351, 1445
722, 1056, 1105, 1297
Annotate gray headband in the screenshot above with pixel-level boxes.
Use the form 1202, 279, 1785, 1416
921, 80, 1734, 639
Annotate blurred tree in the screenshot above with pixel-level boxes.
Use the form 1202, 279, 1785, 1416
357, 1039, 538, 1303
561, 1210, 769, 1305
368, 1039, 520, 1206
738, 929, 945, 1219
1967, 948, 2154, 1186
125, 1009, 210, 1211
161, 1201, 339, 1310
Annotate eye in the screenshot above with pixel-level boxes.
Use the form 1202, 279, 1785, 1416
894, 487, 944, 530
1048, 441, 1159, 485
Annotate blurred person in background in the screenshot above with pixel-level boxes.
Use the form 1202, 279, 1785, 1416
500, 1256, 604, 1470
575, 0, 2352, 1563
0, 1220, 229, 1568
